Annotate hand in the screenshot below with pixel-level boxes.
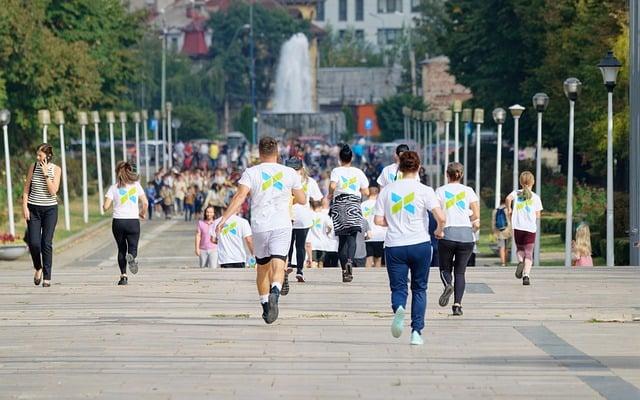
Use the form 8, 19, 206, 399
195, 248, 201, 257
214, 217, 226, 238
139, 210, 146, 220
434, 228, 444, 239
39, 159, 50, 176
23, 206, 30, 222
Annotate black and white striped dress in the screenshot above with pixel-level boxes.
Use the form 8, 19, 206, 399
329, 194, 363, 236
28, 163, 58, 206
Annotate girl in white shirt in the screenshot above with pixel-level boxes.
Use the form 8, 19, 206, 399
104, 161, 149, 286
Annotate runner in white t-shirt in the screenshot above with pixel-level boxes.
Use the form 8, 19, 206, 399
216, 137, 305, 324
307, 200, 334, 268
361, 186, 386, 268
328, 145, 370, 283
376, 144, 420, 188
211, 213, 253, 268
435, 162, 480, 316
374, 151, 445, 346
103, 161, 149, 286
505, 171, 543, 286
286, 157, 323, 283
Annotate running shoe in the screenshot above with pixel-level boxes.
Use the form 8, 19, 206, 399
282, 271, 290, 296
346, 260, 353, 280
261, 303, 270, 323
266, 287, 280, 324
523, 276, 530, 286
452, 305, 463, 316
438, 283, 454, 307
515, 262, 524, 279
296, 273, 305, 283
342, 269, 353, 283
391, 306, 405, 338
126, 253, 138, 275
117, 276, 128, 286
410, 331, 424, 346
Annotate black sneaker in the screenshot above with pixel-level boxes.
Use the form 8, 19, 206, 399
346, 260, 353, 279
439, 284, 454, 307
261, 302, 270, 323
126, 253, 138, 275
523, 276, 530, 286
515, 262, 524, 279
117, 276, 128, 286
281, 272, 290, 296
296, 273, 305, 283
342, 269, 353, 283
266, 287, 280, 324
452, 305, 463, 316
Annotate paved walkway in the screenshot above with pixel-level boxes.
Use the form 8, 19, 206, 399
1, 218, 639, 399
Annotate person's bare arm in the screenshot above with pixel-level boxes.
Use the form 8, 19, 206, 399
22, 164, 34, 221
195, 229, 202, 256
244, 236, 254, 255
360, 187, 370, 197
45, 164, 61, 195
216, 185, 250, 236
292, 188, 306, 205
328, 181, 336, 199
139, 190, 148, 219
103, 197, 113, 212
374, 215, 388, 227
432, 207, 446, 238
505, 196, 513, 220
470, 201, 480, 231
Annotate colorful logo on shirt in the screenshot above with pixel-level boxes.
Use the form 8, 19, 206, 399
303, 182, 308, 193
118, 187, 137, 205
391, 192, 415, 215
261, 171, 284, 191
340, 176, 358, 191
362, 206, 373, 218
312, 218, 322, 229
444, 191, 466, 210
516, 196, 534, 213
221, 221, 238, 236
389, 171, 403, 182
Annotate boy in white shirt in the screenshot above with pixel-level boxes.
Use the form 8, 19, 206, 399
212, 212, 254, 268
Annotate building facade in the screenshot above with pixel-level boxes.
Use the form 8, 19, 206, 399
313, 0, 420, 49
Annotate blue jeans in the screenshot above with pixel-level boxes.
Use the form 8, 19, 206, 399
385, 241, 432, 334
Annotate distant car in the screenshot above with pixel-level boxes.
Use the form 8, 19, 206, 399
226, 132, 247, 150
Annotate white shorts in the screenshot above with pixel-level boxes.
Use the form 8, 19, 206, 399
253, 228, 291, 264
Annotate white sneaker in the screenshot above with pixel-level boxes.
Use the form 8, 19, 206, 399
410, 331, 424, 346
391, 306, 405, 338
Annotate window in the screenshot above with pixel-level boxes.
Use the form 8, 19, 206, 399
355, 0, 364, 21
315, 0, 325, 21
339, 30, 347, 40
355, 30, 365, 41
377, 0, 403, 13
377, 28, 402, 46
339, 0, 347, 21
411, 0, 421, 12
170, 36, 179, 52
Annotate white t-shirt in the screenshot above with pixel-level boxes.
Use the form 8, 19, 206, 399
361, 198, 386, 242
507, 190, 543, 233
435, 183, 479, 228
374, 179, 440, 247
238, 162, 303, 233
376, 163, 420, 188
292, 177, 324, 229
330, 166, 368, 198
307, 210, 334, 252
106, 182, 145, 219
322, 208, 339, 251
211, 215, 252, 264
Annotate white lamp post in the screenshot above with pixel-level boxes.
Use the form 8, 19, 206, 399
153, 109, 160, 172
37, 110, 50, 143
563, 77, 582, 267
473, 108, 484, 197
598, 51, 622, 267
161, 108, 167, 169
166, 102, 173, 168
422, 111, 430, 180
133, 112, 141, 174
106, 111, 116, 185
442, 109, 453, 183
492, 108, 507, 209
172, 117, 182, 143
461, 108, 472, 185
453, 100, 462, 162
141, 110, 150, 182
91, 111, 104, 215
77, 111, 89, 224
1, 109, 15, 236
532, 93, 549, 264
119, 112, 127, 162
432, 111, 441, 187
54, 111, 70, 230
509, 104, 526, 262
413, 110, 421, 150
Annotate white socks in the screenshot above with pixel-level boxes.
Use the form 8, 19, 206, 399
271, 282, 282, 291
260, 295, 269, 304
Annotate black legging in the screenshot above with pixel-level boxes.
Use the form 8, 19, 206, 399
112, 219, 141, 274
338, 233, 358, 271
288, 228, 309, 275
27, 204, 58, 280
438, 239, 475, 304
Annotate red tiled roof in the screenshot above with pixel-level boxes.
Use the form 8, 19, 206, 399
182, 30, 209, 57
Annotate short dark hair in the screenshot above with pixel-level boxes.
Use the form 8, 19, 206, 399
258, 136, 278, 156
285, 157, 303, 170
395, 144, 410, 156
446, 162, 464, 182
339, 144, 353, 163
398, 151, 421, 174
36, 143, 54, 162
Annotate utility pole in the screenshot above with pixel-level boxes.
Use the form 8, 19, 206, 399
630, 0, 640, 265
250, 2, 257, 145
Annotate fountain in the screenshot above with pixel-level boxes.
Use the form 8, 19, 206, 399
259, 33, 345, 143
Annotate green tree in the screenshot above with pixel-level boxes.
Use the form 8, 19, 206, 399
376, 94, 425, 142
233, 105, 253, 141
319, 26, 383, 67
173, 104, 218, 141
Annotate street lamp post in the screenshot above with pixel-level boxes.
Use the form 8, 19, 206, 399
91, 111, 104, 215
166, 102, 173, 168
54, 111, 70, 230
133, 112, 141, 174
250, 3, 257, 146
172, 118, 181, 143
153, 109, 160, 172
141, 110, 150, 182
598, 51, 622, 267
160, 9, 167, 170
532, 93, 549, 265
433, 111, 441, 187
492, 108, 507, 209
161, 109, 167, 169
461, 108, 472, 185
442, 110, 453, 183
422, 111, 430, 180
453, 100, 462, 162
563, 78, 582, 267
77, 111, 89, 224
0, 109, 14, 236
38, 110, 51, 143
106, 111, 116, 185
119, 112, 128, 162
402, 107, 409, 141
509, 104, 526, 262
414, 111, 422, 151
473, 108, 484, 203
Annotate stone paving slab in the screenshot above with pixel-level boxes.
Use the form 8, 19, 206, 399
0, 219, 639, 399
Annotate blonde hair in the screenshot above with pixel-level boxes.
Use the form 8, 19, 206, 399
574, 223, 592, 257
519, 171, 535, 200
115, 161, 139, 188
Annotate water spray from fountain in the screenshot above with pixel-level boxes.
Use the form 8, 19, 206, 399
272, 33, 313, 113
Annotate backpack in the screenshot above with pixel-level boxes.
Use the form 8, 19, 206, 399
495, 207, 508, 231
